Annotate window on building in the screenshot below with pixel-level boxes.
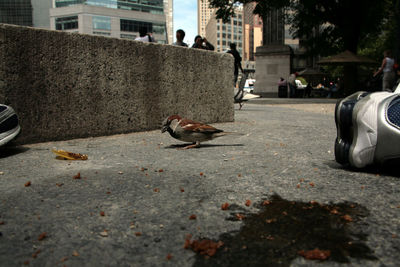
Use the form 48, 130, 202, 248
120, 19, 165, 35
152, 23, 165, 34
93, 31, 111, 36
55, 0, 164, 14
55, 16, 78, 30
86, 0, 117, 8
121, 19, 152, 32
55, 0, 84, 8
92, 16, 111, 30
120, 34, 137, 40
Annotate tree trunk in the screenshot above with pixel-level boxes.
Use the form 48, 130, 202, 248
343, 64, 358, 96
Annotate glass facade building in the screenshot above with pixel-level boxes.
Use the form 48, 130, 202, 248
206, 7, 243, 55
216, 18, 242, 53
0, 0, 32, 26
51, 0, 168, 43
54, 0, 163, 14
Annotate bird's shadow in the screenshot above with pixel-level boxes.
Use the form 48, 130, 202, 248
164, 143, 244, 149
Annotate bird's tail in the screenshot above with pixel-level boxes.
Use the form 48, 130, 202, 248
213, 132, 244, 138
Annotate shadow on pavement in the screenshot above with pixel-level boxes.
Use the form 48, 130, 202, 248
164, 143, 244, 149
190, 194, 376, 267
327, 161, 400, 178
0, 145, 30, 158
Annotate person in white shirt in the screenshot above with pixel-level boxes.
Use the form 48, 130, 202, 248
374, 50, 396, 91
135, 27, 154, 43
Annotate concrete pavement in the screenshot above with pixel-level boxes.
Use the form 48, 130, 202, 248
0, 101, 399, 266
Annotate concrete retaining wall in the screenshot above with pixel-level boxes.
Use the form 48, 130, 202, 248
0, 24, 234, 144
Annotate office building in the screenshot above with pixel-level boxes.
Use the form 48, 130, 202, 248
205, 6, 243, 55
163, 0, 173, 44
49, 0, 168, 43
197, 0, 215, 38
243, 3, 262, 64
32, 0, 53, 29
0, 0, 32, 26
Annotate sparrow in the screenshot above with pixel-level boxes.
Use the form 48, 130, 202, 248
161, 115, 237, 149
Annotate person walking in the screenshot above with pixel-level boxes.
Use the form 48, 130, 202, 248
374, 50, 396, 91
227, 43, 244, 87
288, 72, 298, 98
172, 29, 188, 47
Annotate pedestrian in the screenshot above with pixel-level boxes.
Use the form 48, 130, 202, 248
278, 77, 287, 87
172, 29, 188, 47
374, 50, 396, 91
135, 27, 154, 42
227, 43, 244, 87
191, 35, 214, 51
288, 72, 298, 98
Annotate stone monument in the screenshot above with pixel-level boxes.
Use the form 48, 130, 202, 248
254, 9, 291, 97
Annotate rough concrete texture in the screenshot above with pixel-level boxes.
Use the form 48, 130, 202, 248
0, 24, 234, 144
0, 102, 399, 266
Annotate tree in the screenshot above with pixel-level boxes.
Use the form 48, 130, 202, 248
208, 0, 396, 94
207, 0, 390, 57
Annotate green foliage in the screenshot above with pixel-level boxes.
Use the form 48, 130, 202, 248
358, 0, 399, 61
207, 0, 395, 58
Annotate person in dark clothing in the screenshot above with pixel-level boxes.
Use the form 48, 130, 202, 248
173, 29, 188, 47
191, 35, 214, 50
227, 43, 244, 86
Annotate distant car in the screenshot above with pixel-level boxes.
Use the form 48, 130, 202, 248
244, 79, 255, 93
295, 79, 307, 89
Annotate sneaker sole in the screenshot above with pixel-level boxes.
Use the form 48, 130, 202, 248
334, 92, 368, 164
349, 92, 390, 168
0, 125, 21, 146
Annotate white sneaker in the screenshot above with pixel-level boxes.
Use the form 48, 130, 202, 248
350, 92, 393, 167
394, 82, 400, 94
334, 91, 370, 165
374, 94, 400, 165
0, 105, 21, 146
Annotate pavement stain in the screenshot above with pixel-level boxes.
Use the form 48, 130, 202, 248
192, 194, 377, 267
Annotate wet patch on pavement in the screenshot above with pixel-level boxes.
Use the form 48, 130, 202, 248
191, 194, 377, 266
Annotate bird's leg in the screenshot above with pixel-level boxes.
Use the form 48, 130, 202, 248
239, 103, 243, 110
179, 141, 200, 150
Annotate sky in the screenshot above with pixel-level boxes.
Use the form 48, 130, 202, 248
173, 0, 197, 46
